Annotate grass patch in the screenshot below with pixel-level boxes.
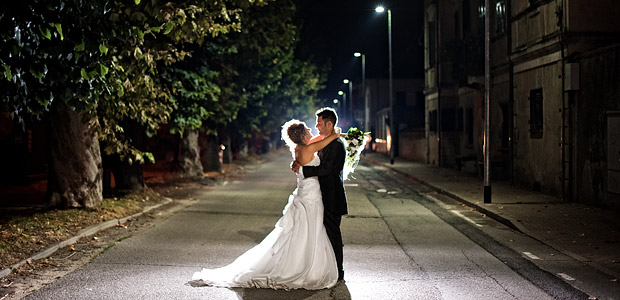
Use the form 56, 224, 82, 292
100, 243, 116, 255
117, 236, 131, 242
0, 189, 165, 269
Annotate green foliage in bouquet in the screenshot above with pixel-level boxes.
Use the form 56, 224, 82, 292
342, 127, 370, 179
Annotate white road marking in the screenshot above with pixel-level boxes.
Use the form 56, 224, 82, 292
422, 194, 451, 209
344, 183, 359, 187
422, 193, 482, 227
557, 273, 576, 281
450, 210, 483, 227
523, 251, 541, 260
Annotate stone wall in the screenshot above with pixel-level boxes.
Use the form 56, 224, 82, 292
575, 45, 620, 208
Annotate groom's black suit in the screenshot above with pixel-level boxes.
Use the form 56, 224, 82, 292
302, 137, 347, 279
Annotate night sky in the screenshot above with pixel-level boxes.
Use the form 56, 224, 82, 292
295, 0, 425, 103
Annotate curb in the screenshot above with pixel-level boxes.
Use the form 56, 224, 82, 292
0, 198, 173, 279
364, 157, 524, 233
364, 157, 620, 280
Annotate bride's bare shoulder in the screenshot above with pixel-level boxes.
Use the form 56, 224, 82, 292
295, 145, 314, 166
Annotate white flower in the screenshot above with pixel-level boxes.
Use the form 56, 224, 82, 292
352, 139, 359, 146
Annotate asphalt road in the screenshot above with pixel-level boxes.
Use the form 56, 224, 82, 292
23, 152, 586, 299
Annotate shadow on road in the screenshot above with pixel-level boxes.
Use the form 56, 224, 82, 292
229, 281, 351, 299
186, 281, 351, 299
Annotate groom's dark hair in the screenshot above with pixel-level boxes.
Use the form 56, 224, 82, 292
316, 107, 338, 127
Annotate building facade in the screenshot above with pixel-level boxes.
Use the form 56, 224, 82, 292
424, 0, 620, 208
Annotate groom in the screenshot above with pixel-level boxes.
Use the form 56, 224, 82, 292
292, 107, 347, 281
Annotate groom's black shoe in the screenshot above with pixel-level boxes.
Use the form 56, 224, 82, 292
338, 271, 345, 281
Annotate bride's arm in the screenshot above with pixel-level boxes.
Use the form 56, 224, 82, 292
305, 129, 340, 153
308, 135, 323, 144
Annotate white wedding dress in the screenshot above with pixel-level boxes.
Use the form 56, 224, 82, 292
191, 155, 338, 290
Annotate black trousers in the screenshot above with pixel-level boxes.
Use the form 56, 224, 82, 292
324, 210, 344, 277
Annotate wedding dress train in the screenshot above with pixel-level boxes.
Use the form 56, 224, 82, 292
191, 155, 338, 290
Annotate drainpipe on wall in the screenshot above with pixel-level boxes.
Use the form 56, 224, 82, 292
436, 0, 442, 167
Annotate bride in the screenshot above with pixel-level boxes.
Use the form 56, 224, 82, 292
190, 119, 341, 290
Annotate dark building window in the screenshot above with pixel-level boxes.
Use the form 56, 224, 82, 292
429, 110, 437, 132
496, 0, 506, 34
463, 0, 471, 35
529, 88, 543, 139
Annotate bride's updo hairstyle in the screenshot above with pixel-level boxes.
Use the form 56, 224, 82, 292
281, 119, 307, 149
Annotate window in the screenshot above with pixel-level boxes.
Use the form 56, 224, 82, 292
478, 0, 485, 35
496, 0, 506, 34
429, 110, 437, 132
529, 88, 543, 139
463, 0, 471, 35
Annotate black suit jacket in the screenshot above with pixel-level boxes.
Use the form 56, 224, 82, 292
303, 138, 348, 215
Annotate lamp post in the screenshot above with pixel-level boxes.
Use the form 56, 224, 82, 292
354, 52, 368, 132
376, 6, 394, 164
343, 79, 353, 127
483, 0, 492, 203
338, 90, 346, 123
333, 98, 340, 112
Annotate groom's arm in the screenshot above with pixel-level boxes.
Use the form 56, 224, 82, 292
302, 141, 345, 178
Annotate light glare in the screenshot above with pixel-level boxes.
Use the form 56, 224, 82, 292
375, 6, 385, 13
354, 52, 361, 57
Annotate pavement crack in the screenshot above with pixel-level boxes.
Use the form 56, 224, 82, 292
461, 250, 519, 300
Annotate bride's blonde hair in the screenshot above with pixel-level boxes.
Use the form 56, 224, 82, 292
281, 119, 307, 149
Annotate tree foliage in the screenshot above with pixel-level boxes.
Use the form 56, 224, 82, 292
0, 0, 261, 163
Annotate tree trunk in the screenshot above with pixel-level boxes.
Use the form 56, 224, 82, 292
201, 133, 221, 172
178, 130, 204, 177
237, 139, 248, 159
248, 133, 258, 156
219, 125, 232, 164
47, 102, 102, 208
111, 121, 145, 191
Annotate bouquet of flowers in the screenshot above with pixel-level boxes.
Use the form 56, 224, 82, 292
342, 127, 369, 180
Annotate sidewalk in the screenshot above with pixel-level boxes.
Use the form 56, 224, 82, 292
363, 152, 620, 280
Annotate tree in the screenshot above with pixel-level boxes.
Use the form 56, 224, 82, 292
0, 0, 257, 207
161, 0, 300, 173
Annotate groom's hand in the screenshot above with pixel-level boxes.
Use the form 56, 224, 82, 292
291, 160, 301, 173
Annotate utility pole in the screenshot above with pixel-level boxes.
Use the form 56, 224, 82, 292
484, 0, 492, 203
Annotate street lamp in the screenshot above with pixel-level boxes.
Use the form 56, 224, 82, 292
338, 90, 346, 123
343, 79, 353, 127
354, 52, 367, 132
376, 5, 394, 164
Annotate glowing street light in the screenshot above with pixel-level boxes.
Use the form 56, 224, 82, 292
333, 99, 339, 104
338, 90, 344, 95
375, 6, 385, 13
